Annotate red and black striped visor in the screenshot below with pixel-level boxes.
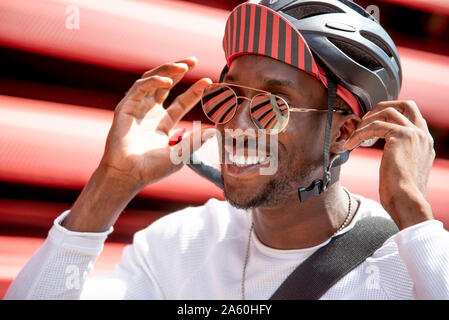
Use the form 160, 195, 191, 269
222, 3, 362, 116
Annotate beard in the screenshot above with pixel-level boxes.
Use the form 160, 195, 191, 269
222, 159, 310, 210
223, 176, 288, 209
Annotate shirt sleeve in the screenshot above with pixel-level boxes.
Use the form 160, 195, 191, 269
4, 210, 112, 299
5, 210, 166, 300
80, 228, 166, 300
394, 219, 449, 299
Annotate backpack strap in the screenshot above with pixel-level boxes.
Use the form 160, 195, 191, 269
270, 216, 399, 300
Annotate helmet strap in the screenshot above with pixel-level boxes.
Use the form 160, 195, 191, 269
219, 65, 229, 83
322, 75, 337, 191
297, 75, 350, 202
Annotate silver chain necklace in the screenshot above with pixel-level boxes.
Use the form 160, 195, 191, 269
241, 187, 353, 300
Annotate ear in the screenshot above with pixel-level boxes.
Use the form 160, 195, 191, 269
330, 114, 361, 154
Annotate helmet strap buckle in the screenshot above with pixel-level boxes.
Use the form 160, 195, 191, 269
297, 75, 338, 202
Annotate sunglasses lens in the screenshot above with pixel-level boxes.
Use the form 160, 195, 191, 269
201, 84, 238, 124
250, 94, 289, 134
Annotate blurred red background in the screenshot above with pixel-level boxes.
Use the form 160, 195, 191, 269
1, 0, 449, 298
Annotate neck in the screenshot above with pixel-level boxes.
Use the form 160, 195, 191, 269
250, 183, 358, 250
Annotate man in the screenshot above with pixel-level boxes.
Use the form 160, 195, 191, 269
5, 0, 449, 299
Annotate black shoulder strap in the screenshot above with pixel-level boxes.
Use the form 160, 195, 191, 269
270, 216, 399, 300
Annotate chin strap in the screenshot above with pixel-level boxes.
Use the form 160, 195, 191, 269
297, 152, 349, 202
297, 76, 349, 203
187, 153, 224, 190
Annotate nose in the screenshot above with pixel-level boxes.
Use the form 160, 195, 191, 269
223, 96, 257, 133
222, 97, 260, 153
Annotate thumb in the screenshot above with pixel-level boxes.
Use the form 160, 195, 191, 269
171, 127, 217, 163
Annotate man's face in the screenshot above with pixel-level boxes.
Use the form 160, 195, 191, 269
217, 54, 331, 209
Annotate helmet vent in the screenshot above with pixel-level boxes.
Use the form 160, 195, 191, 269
328, 37, 383, 71
336, 0, 372, 19
284, 3, 343, 20
360, 31, 393, 58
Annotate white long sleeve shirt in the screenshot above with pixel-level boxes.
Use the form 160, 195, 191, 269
5, 194, 449, 299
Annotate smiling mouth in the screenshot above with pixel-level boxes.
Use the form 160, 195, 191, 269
223, 148, 273, 178
227, 151, 271, 167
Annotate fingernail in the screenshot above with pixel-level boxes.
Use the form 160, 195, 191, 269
168, 128, 187, 146
174, 63, 189, 71
198, 78, 212, 87
187, 56, 198, 64
161, 77, 173, 84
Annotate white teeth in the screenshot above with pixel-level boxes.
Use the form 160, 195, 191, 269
246, 156, 255, 165
228, 152, 269, 167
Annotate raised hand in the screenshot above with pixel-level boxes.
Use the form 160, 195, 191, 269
101, 57, 212, 187
63, 57, 213, 232
345, 100, 435, 230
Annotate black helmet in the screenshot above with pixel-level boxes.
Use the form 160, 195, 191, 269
247, 0, 402, 114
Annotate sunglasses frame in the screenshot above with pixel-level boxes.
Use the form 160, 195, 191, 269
201, 82, 348, 134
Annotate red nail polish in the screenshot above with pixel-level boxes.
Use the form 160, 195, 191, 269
168, 128, 186, 146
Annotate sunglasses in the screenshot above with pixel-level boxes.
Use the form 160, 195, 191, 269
201, 83, 348, 134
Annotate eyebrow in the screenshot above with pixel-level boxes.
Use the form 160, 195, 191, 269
263, 78, 295, 90
223, 74, 296, 90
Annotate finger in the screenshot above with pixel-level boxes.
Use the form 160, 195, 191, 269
169, 57, 198, 86
371, 100, 428, 131
156, 78, 212, 135
171, 127, 217, 163
168, 128, 187, 146
344, 120, 406, 150
348, 106, 413, 150
142, 58, 200, 107
141, 57, 198, 79
141, 57, 198, 93
142, 63, 189, 105
127, 76, 173, 101
174, 56, 198, 68
360, 106, 412, 128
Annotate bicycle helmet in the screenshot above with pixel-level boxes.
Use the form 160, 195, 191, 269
224, 0, 402, 115
190, 0, 402, 202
